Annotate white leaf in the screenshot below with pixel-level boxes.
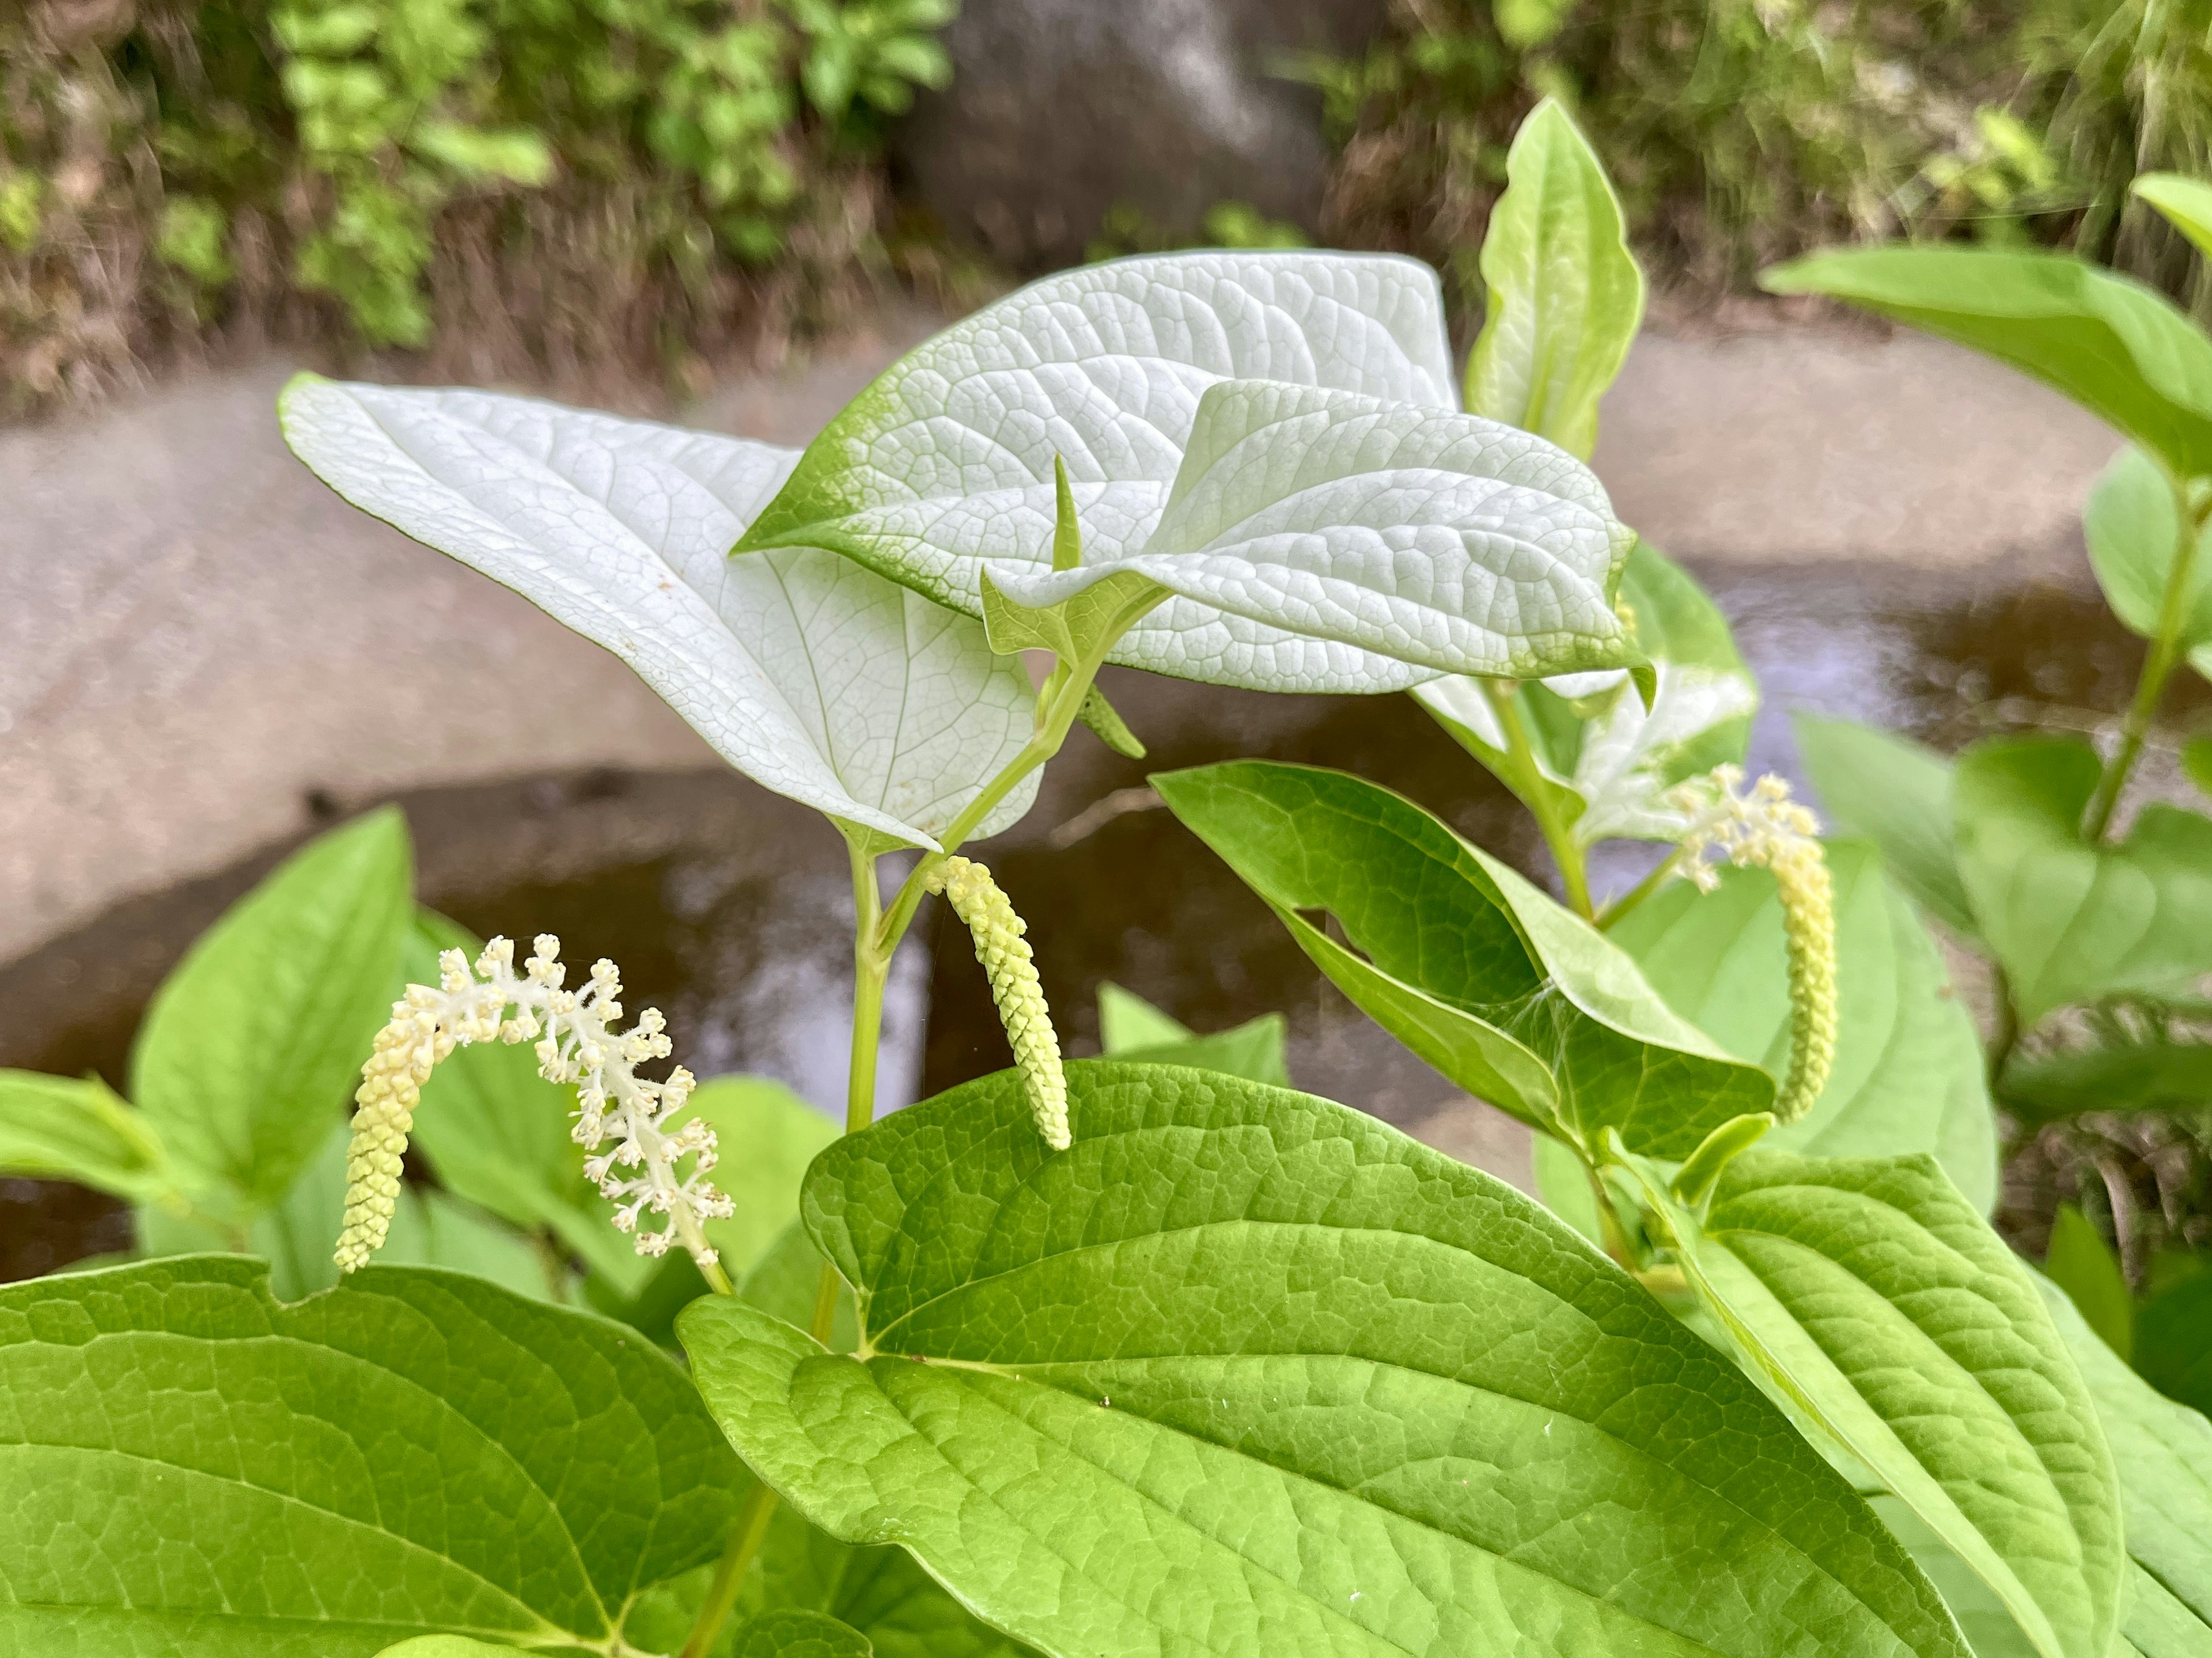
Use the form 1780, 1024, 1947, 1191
279, 377, 1037, 849
992, 380, 1635, 679
737, 251, 1465, 692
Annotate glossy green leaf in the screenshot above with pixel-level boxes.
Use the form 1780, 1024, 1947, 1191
2135, 173, 2212, 261
986, 378, 1636, 681
1793, 713, 1980, 939
1645, 1150, 2123, 1658
0, 1256, 743, 1655
2037, 1271, 2212, 1636
281, 378, 1037, 850
1609, 839, 1998, 1211
2139, 1272, 2212, 1419
734, 251, 1464, 694
0, 1069, 181, 1207
683, 1060, 1967, 1658
1417, 542, 1757, 843
2044, 1205, 2134, 1364
2086, 446, 2212, 680
1096, 982, 1290, 1087
131, 808, 412, 1214
1954, 737, 2212, 1022
1762, 246, 2212, 479
1156, 759, 1774, 1153
1466, 96, 1645, 460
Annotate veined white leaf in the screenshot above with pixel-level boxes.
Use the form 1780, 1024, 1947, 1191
280, 378, 1037, 850
991, 380, 1636, 679
737, 250, 1472, 692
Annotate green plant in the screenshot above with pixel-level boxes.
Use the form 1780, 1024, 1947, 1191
5, 104, 2209, 1658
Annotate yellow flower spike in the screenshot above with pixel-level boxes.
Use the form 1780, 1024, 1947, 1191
334, 934, 734, 1274
925, 856, 1071, 1149
1669, 766, 1838, 1125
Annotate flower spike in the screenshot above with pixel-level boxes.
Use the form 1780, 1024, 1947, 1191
334, 934, 733, 1273
1669, 766, 1838, 1125
925, 856, 1071, 1149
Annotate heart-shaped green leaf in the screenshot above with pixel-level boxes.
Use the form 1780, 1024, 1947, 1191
280, 378, 1036, 851
1417, 541, 1756, 843
2086, 444, 2212, 680
1953, 737, 2212, 1022
1154, 759, 1773, 1152
0, 1257, 744, 1655
1608, 839, 1998, 1211
735, 251, 1472, 693
681, 1061, 1965, 1658
132, 806, 412, 1215
2036, 1272, 2212, 1642
1641, 1151, 2123, 1658
971, 379, 1638, 680
1465, 96, 1645, 461
1762, 246, 2212, 479
1793, 714, 1980, 940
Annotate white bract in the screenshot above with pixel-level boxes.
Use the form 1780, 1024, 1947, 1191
735, 250, 1636, 690
994, 380, 1634, 679
280, 379, 1037, 851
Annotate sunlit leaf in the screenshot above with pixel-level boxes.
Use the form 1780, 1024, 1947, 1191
1794, 714, 1980, 940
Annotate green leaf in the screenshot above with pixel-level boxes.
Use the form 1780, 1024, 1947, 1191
1154, 759, 1774, 1154
0, 1069, 181, 1207
1762, 246, 2212, 479
681, 1061, 1967, 1658
687, 1077, 842, 1279
2086, 445, 2212, 680
1641, 1150, 2124, 1658
2139, 1271, 2212, 1419
132, 808, 413, 1213
0, 1257, 744, 1655
1096, 982, 1291, 1086
1953, 737, 2212, 1022
1793, 713, 1980, 940
375, 1638, 528, 1656
733, 251, 1477, 694
1416, 542, 1757, 843
984, 378, 1636, 681
2044, 1205, 2135, 1364
281, 378, 1036, 850
1609, 839, 1999, 1211
2118, 1566, 2212, 1658
2037, 1271, 2212, 1636
737, 1610, 873, 1658
1466, 97, 1646, 460
2135, 173, 2212, 262
2002, 1020, 2212, 1122
2185, 734, 2212, 796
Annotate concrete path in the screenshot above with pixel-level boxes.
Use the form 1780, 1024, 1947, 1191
1, 311, 2120, 968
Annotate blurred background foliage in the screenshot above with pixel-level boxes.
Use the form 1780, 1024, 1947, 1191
4, 0, 2210, 413
1, 0, 952, 412
1310, 0, 2212, 323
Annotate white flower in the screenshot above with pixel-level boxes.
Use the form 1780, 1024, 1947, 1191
334, 934, 733, 1273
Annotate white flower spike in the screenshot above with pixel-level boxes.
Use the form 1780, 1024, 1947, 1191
1669, 766, 1838, 1124
334, 935, 733, 1273
924, 858, 1071, 1151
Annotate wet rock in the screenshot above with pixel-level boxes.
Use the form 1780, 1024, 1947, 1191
893, 0, 1389, 269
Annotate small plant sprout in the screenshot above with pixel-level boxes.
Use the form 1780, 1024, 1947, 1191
922, 856, 1070, 1149
1669, 765, 1839, 1122
335, 935, 736, 1285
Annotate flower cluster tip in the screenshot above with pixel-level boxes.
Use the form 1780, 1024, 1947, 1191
925, 856, 1071, 1150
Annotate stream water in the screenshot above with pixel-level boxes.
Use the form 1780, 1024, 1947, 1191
3, 560, 2199, 1280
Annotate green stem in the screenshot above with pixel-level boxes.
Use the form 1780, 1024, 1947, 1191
1486, 680, 1593, 917
805, 844, 891, 1348
1986, 967, 2021, 1097
2084, 481, 2207, 840
678, 1476, 779, 1658
1596, 848, 1683, 932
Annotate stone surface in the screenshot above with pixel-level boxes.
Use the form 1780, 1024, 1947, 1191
893, 0, 1388, 268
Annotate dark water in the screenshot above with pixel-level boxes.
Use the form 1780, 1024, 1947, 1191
4, 562, 2199, 1280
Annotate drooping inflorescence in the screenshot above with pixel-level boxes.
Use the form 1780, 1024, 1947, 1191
1669, 766, 1838, 1125
334, 934, 732, 1273
924, 856, 1071, 1150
